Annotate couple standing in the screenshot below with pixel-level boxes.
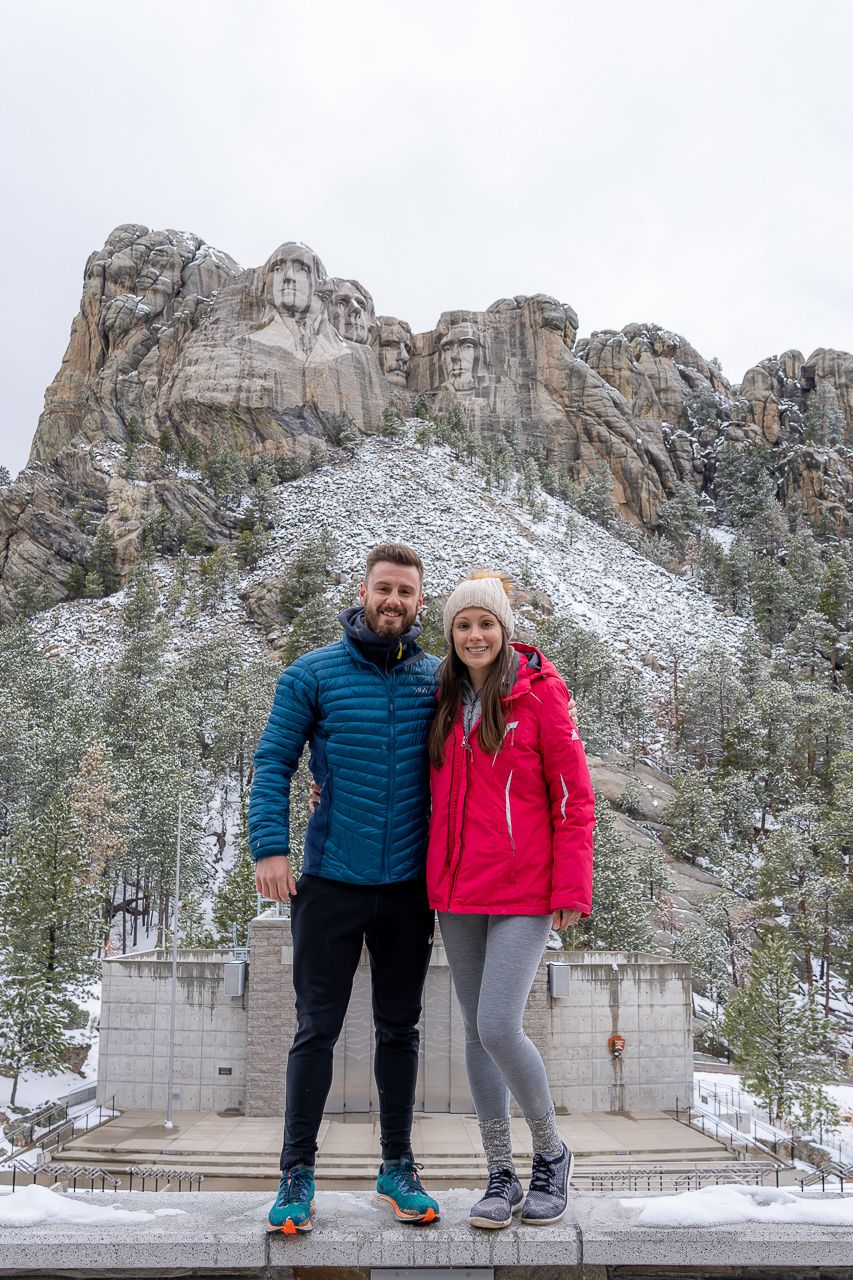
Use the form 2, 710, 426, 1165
249, 543, 595, 1235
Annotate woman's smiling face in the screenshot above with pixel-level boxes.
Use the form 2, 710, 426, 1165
452, 607, 503, 674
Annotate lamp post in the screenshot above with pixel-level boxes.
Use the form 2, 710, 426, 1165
164, 796, 182, 1130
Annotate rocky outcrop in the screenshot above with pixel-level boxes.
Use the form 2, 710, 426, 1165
31, 225, 241, 463
407, 298, 678, 524
5, 226, 852, 621
0, 445, 236, 621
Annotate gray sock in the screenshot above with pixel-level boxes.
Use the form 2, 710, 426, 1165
479, 1115, 515, 1172
527, 1107, 562, 1159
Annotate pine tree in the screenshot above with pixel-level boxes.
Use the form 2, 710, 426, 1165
803, 382, 845, 447
0, 966, 69, 1106
281, 594, 339, 666
666, 770, 723, 867
673, 918, 731, 1011
199, 546, 237, 610
817, 554, 851, 633
572, 798, 652, 950
90, 522, 120, 595
70, 742, 128, 947
379, 401, 404, 438
714, 443, 775, 527
184, 516, 206, 556
0, 796, 104, 1102
158, 426, 176, 457
572, 462, 617, 529
413, 392, 430, 419
414, 419, 435, 449
278, 531, 337, 622
719, 536, 752, 615
677, 643, 747, 769
722, 930, 834, 1124
212, 841, 259, 946
747, 496, 789, 560
84, 571, 105, 598
751, 558, 797, 644
659, 482, 703, 558
66, 563, 87, 598
0, 464, 11, 486
339, 422, 363, 457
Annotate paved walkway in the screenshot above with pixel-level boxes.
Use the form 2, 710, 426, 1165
52, 1109, 751, 1190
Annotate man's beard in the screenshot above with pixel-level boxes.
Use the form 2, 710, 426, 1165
363, 600, 417, 637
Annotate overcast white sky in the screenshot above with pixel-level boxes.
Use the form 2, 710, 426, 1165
2, 0, 852, 478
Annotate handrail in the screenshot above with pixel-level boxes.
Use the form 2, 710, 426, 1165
692, 1079, 853, 1167
3, 1095, 118, 1157
673, 1098, 788, 1166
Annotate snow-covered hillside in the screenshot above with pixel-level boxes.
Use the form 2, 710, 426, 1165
30, 427, 748, 683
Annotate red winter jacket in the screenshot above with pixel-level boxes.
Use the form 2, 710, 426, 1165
427, 644, 595, 917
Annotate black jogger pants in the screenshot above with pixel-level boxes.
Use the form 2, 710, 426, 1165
280, 872, 434, 1170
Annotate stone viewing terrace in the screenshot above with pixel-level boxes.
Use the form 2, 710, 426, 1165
1, 1188, 852, 1278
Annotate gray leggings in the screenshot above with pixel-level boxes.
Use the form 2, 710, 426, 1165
438, 911, 553, 1122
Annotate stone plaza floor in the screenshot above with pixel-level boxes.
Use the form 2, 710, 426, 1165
44, 1108, 762, 1191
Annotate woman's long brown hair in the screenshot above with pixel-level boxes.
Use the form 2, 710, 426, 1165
428, 624, 516, 767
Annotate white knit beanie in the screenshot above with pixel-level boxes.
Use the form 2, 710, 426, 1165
442, 573, 515, 641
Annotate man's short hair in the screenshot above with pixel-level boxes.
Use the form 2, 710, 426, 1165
364, 543, 424, 585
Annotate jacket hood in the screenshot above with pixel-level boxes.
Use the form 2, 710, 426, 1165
338, 605, 423, 652
506, 642, 560, 700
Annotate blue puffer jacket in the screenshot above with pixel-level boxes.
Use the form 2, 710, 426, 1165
248, 616, 440, 884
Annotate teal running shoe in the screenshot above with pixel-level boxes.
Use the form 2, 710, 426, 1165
375, 1158, 440, 1224
265, 1164, 316, 1234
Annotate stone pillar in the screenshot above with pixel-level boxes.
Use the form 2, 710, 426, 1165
245, 911, 296, 1118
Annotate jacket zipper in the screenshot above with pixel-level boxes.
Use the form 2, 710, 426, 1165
383, 668, 397, 881
449, 727, 474, 907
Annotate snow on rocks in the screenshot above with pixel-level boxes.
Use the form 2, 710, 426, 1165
620, 1184, 853, 1227
253, 430, 749, 686
27, 427, 749, 688
0, 1185, 186, 1227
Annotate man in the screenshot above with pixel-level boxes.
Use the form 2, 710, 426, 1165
249, 543, 441, 1235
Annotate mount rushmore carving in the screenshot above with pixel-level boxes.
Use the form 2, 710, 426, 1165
1, 223, 850, 620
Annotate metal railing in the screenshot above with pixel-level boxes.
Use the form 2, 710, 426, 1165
3, 1094, 117, 1156
126, 1165, 205, 1192
574, 1163, 783, 1193
5, 1160, 205, 1193
693, 1078, 853, 1167
673, 1098, 790, 1164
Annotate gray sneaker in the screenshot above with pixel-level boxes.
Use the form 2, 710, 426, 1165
469, 1167, 524, 1229
520, 1143, 574, 1225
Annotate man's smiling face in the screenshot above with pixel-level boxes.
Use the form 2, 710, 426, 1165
359, 561, 424, 637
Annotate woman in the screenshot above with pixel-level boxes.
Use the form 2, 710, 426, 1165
427, 572, 595, 1229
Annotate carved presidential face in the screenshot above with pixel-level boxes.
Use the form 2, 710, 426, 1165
329, 279, 376, 345
440, 323, 485, 392
375, 317, 413, 386
264, 244, 325, 319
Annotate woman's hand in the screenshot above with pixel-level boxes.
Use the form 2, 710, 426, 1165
567, 692, 577, 721
308, 780, 322, 814
552, 908, 581, 929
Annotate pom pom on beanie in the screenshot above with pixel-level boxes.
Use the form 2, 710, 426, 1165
442, 571, 515, 641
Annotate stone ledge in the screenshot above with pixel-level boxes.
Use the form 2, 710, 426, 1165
0, 1190, 851, 1276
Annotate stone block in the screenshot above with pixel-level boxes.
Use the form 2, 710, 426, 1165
0, 1191, 268, 1274
574, 1193, 853, 1267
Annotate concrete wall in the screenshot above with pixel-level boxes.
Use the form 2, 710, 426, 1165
98, 923, 693, 1118
244, 913, 693, 1118
97, 951, 248, 1113
526, 950, 695, 1114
